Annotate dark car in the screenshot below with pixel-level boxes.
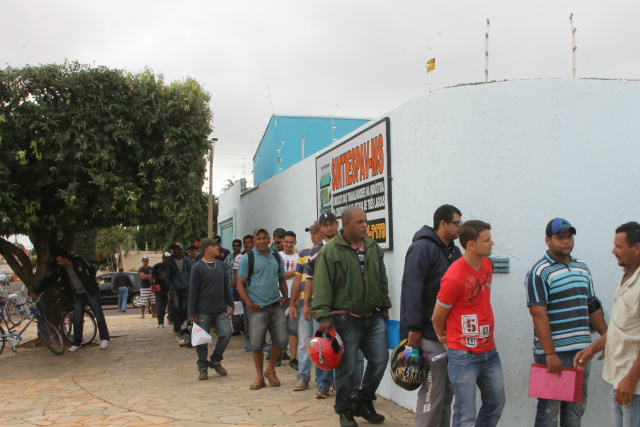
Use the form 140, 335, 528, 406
96, 272, 142, 308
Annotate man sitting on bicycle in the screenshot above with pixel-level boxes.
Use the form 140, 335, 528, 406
31, 249, 110, 352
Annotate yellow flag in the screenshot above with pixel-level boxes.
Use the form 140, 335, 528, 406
427, 58, 435, 73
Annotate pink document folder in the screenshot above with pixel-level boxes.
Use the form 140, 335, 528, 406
528, 363, 584, 402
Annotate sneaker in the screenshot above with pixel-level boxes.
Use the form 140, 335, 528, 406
281, 351, 290, 360
100, 340, 109, 349
275, 356, 282, 367
289, 359, 299, 371
293, 379, 309, 391
316, 386, 330, 399
352, 400, 385, 424
168, 320, 173, 325
339, 408, 358, 427
199, 370, 208, 380
174, 330, 181, 335
157, 324, 164, 328
208, 362, 228, 376
329, 384, 336, 395
69, 345, 82, 352
245, 340, 250, 352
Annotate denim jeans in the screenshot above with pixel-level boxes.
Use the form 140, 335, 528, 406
447, 347, 505, 427
612, 387, 640, 427
171, 287, 189, 333
73, 292, 109, 346
533, 350, 589, 427
333, 312, 388, 414
296, 304, 334, 388
117, 287, 128, 311
195, 312, 232, 371
155, 291, 168, 325
245, 303, 288, 351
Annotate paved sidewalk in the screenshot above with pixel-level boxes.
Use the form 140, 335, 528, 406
0, 310, 414, 426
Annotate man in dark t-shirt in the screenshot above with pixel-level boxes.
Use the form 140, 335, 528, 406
138, 257, 155, 319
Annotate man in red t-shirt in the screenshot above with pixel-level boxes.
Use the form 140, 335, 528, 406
432, 220, 505, 427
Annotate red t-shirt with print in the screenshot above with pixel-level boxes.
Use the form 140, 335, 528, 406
437, 256, 495, 354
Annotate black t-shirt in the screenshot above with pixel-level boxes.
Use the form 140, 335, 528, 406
138, 266, 152, 289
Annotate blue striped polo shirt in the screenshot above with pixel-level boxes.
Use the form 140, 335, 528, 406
525, 252, 596, 354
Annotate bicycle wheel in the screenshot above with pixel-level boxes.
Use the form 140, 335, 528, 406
6, 300, 30, 325
0, 325, 5, 355
61, 309, 97, 345
38, 319, 65, 355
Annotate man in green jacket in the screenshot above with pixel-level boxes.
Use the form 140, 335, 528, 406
312, 206, 391, 427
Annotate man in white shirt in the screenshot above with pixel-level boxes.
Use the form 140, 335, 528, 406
280, 231, 300, 370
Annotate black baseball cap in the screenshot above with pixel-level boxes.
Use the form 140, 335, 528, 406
319, 212, 337, 225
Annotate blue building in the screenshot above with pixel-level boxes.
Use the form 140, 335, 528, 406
253, 115, 370, 185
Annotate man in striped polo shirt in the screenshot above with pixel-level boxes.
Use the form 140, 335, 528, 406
525, 218, 607, 427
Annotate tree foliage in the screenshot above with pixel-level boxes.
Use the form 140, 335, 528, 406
0, 62, 213, 289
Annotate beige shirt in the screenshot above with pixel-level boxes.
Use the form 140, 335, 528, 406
603, 266, 640, 393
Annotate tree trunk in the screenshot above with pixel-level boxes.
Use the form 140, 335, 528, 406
0, 237, 33, 287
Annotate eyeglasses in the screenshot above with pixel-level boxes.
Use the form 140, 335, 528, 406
232, 244, 241, 247
446, 220, 463, 227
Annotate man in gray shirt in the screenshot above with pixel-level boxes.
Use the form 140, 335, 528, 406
188, 237, 234, 380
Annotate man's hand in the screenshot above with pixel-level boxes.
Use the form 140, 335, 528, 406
248, 303, 263, 313
407, 331, 422, 349
303, 302, 312, 322
29, 293, 36, 301
318, 321, 335, 334
227, 306, 234, 316
279, 296, 289, 307
188, 317, 197, 322
573, 346, 604, 369
380, 311, 389, 320
289, 301, 298, 322
436, 331, 447, 350
546, 353, 563, 376
616, 374, 639, 406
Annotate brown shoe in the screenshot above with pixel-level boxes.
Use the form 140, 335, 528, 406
250, 378, 266, 390
198, 370, 208, 380
209, 362, 227, 376
264, 370, 280, 387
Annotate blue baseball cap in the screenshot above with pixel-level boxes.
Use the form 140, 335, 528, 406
546, 218, 576, 237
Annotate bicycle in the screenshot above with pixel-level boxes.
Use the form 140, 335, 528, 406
56, 294, 97, 346
0, 292, 65, 355
1, 284, 29, 325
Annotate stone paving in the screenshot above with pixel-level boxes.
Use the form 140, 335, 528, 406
0, 308, 414, 426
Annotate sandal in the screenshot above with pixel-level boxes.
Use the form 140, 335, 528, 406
264, 370, 281, 387
250, 378, 266, 390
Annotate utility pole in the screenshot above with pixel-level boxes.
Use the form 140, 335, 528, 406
570, 13, 577, 79
208, 138, 218, 238
485, 19, 490, 83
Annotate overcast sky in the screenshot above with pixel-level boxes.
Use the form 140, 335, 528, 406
3, 0, 639, 197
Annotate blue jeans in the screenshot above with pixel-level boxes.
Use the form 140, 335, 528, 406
333, 312, 388, 414
447, 347, 505, 427
245, 303, 288, 351
533, 350, 589, 427
117, 287, 128, 311
73, 292, 109, 346
612, 387, 640, 427
171, 287, 189, 333
296, 305, 334, 388
195, 312, 232, 371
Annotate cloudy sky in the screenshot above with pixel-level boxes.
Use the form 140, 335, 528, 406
3, 0, 638, 195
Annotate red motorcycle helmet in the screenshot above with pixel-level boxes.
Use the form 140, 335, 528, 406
308, 328, 344, 370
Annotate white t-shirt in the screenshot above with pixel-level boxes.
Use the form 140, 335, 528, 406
279, 251, 298, 298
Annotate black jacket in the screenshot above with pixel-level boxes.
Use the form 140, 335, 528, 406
400, 226, 462, 341
112, 272, 133, 292
36, 256, 99, 301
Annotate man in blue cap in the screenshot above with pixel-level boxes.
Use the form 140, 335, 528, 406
525, 218, 607, 427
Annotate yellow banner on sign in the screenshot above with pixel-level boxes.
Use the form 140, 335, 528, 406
427, 58, 435, 73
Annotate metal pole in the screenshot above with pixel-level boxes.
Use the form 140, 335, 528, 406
208, 138, 218, 238
485, 19, 490, 82
570, 13, 577, 79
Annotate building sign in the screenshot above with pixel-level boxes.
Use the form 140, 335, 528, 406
315, 118, 393, 249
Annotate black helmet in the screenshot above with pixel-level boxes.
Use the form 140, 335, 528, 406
390, 339, 428, 391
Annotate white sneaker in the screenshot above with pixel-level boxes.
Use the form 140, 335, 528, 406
157, 324, 164, 328
100, 340, 109, 349
69, 345, 82, 352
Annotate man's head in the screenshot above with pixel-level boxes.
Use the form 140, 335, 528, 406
459, 220, 493, 256
545, 218, 576, 260
305, 221, 323, 245
283, 231, 297, 255
162, 251, 170, 264
319, 212, 338, 240
232, 239, 242, 255
342, 206, 368, 244
613, 222, 640, 269
243, 234, 254, 252
142, 256, 149, 266
272, 228, 286, 252
119, 267, 124, 272
433, 204, 462, 243
200, 236, 221, 259
54, 249, 72, 267
169, 242, 183, 258
253, 227, 270, 253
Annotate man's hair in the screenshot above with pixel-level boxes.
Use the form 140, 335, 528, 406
433, 204, 462, 230
53, 248, 71, 259
616, 221, 640, 246
284, 230, 296, 240
273, 228, 286, 239
459, 220, 491, 249
232, 239, 242, 246
119, 267, 124, 272
243, 234, 253, 242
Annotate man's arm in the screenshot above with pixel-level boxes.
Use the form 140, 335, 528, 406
529, 305, 563, 375
615, 346, 640, 406
284, 271, 296, 280
310, 251, 334, 333
278, 276, 289, 307
589, 307, 608, 336
401, 244, 429, 348
236, 277, 261, 312
377, 247, 391, 320
431, 303, 450, 348
289, 274, 302, 321
574, 333, 607, 369
187, 265, 199, 321
303, 278, 313, 322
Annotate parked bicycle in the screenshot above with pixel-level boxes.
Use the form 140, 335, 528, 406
1, 284, 29, 325
0, 292, 65, 355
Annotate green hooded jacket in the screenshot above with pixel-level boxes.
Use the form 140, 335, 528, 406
311, 230, 391, 323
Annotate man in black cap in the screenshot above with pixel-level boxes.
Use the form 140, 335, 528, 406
525, 218, 607, 427
138, 256, 156, 319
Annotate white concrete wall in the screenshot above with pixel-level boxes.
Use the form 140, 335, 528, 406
219, 79, 640, 426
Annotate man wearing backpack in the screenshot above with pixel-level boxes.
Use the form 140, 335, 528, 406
237, 227, 289, 390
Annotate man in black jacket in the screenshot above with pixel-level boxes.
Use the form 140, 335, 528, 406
112, 267, 133, 312
400, 204, 462, 427
33, 249, 110, 352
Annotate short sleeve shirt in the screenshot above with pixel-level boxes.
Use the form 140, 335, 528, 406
279, 252, 298, 298
437, 257, 495, 353
138, 266, 152, 289
295, 246, 313, 300
304, 241, 325, 280
237, 248, 285, 307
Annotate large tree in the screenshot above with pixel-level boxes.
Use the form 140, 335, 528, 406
0, 62, 213, 289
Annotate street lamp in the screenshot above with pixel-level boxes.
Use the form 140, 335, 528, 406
208, 138, 218, 238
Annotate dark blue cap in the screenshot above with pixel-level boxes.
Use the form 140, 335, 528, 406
546, 218, 577, 237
